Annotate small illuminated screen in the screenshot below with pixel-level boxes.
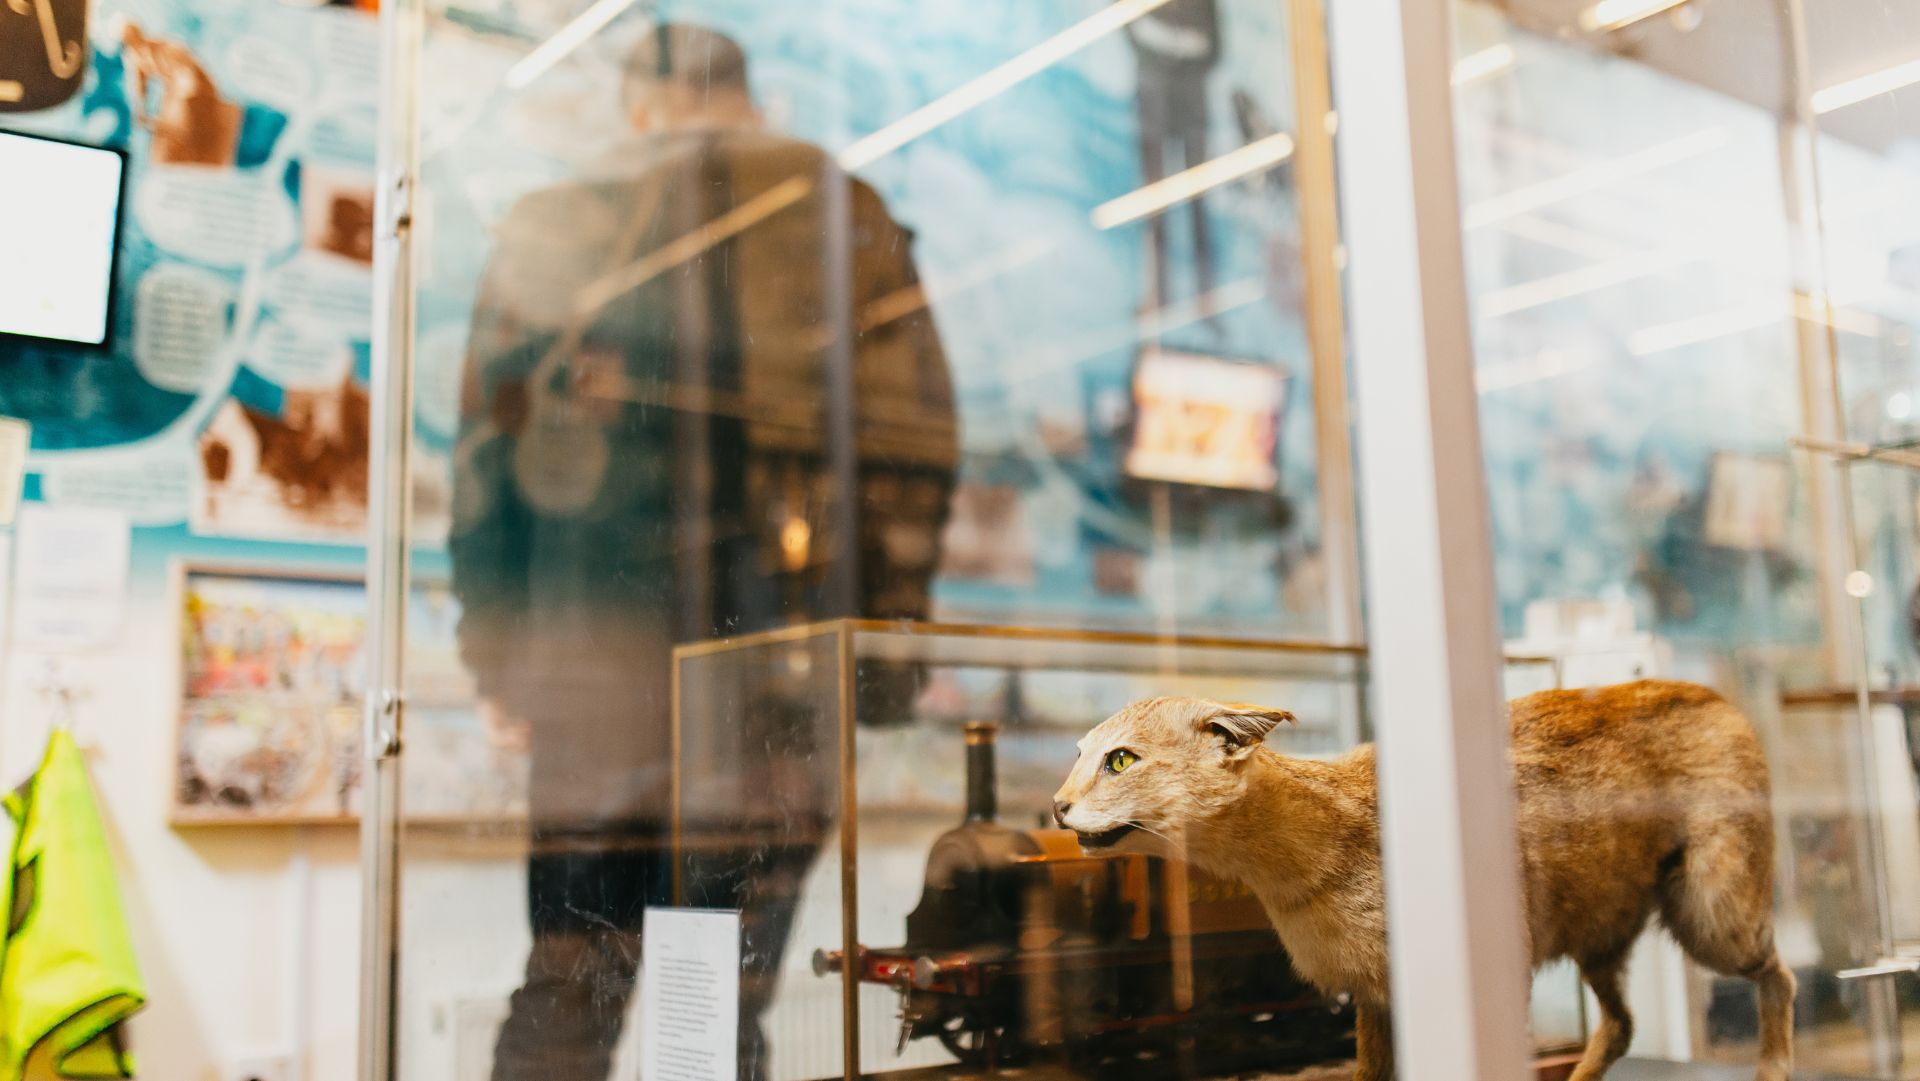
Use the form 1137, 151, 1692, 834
1126, 349, 1289, 492
0, 131, 126, 348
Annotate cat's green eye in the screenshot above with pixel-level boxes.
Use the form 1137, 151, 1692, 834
1105, 748, 1138, 774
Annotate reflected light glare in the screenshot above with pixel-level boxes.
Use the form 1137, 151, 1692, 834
1464, 127, 1726, 230
1627, 291, 1883, 356
836, 0, 1174, 171
1627, 303, 1779, 356
1811, 57, 1920, 115
1452, 43, 1516, 86
1475, 245, 1695, 319
779, 516, 812, 571
504, 0, 644, 90
1476, 348, 1597, 393
1091, 133, 1295, 229
1579, 0, 1689, 32
1888, 391, 1913, 421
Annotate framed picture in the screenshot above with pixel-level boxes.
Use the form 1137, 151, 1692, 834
171, 562, 525, 826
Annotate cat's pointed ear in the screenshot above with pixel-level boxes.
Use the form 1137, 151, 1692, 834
1203, 702, 1295, 761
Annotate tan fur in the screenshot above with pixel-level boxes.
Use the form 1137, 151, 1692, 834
1053, 682, 1794, 1081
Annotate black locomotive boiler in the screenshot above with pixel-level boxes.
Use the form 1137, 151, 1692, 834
816, 721, 1354, 1075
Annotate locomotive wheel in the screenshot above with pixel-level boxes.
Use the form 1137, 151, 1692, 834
936, 1014, 1018, 1068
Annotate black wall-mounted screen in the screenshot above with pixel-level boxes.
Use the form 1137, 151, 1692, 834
0, 130, 127, 349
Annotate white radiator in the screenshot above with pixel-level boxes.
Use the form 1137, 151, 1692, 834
761, 975, 955, 1080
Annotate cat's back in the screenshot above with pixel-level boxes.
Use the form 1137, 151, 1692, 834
1508, 680, 1768, 819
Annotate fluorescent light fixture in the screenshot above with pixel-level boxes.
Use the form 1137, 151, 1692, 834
1628, 303, 1778, 356
1016, 276, 1265, 385
1091, 132, 1295, 229
1579, 0, 1688, 33
575, 176, 813, 316
837, 0, 1173, 170
1476, 348, 1598, 393
505, 0, 643, 90
860, 234, 1054, 332
1464, 127, 1726, 230
1797, 292, 1886, 336
1627, 292, 1883, 356
1452, 43, 1516, 86
1494, 216, 1633, 261
1811, 56, 1920, 115
1475, 246, 1695, 318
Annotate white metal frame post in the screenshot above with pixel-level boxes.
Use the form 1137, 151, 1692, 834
359, 0, 420, 1075
1326, 0, 1534, 1077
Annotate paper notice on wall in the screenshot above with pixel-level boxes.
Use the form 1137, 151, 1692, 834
0, 417, 27, 527
12, 504, 131, 651
638, 908, 740, 1081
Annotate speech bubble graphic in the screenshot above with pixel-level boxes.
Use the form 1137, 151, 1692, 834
133, 263, 236, 393
136, 167, 299, 268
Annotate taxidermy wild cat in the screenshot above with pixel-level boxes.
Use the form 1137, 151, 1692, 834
1052, 682, 1793, 1081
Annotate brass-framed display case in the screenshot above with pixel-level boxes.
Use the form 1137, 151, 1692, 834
670, 619, 1569, 1081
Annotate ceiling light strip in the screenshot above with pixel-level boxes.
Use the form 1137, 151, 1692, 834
1464, 127, 1726, 230
504, 0, 644, 89
1452, 43, 1516, 86
1475, 246, 1695, 318
1091, 132, 1295, 229
1579, 0, 1688, 33
1811, 56, 1920, 115
1628, 302, 1780, 356
837, 0, 1174, 171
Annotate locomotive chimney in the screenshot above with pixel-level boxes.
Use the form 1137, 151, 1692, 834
963, 720, 999, 823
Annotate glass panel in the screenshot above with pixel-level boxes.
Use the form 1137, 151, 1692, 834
1428, 0, 1920, 1075
389, 3, 1395, 1081
677, 626, 846, 1079
1808, 0, 1920, 1048
1804, 0, 1920, 1075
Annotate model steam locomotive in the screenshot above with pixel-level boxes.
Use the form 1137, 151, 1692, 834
816, 722, 1354, 1074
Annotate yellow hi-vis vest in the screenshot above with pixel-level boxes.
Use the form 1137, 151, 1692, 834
0, 730, 144, 1080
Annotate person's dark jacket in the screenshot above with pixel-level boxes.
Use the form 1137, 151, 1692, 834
449, 129, 957, 826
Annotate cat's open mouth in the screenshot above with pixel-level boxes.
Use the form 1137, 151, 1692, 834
1075, 822, 1140, 849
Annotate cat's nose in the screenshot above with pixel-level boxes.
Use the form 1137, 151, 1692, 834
1052, 800, 1072, 827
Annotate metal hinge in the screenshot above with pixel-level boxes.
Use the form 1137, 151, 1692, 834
366, 688, 404, 760
382, 170, 413, 243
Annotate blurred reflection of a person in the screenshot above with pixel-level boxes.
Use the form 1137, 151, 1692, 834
452, 24, 957, 1081
1126, 0, 1220, 305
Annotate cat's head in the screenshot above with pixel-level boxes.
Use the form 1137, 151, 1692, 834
1052, 696, 1293, 854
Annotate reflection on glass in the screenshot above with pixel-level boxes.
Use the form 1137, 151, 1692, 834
404, 0, 1331, 1073
376, 0, 1909, 1075
1452, 0, 1920, 1074
445, 23, 953, 1081
393, 0, 1583, 1073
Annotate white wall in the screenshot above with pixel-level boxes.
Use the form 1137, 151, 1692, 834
1, 570, 361, 1081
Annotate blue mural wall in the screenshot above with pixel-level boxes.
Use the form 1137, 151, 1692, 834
4, 0, 1333, 638
3, 0, 380, 581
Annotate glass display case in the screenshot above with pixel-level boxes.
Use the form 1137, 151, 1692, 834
351, 0, 1920, 1077
670, 619, 1567, 1080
